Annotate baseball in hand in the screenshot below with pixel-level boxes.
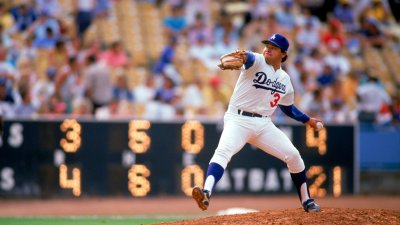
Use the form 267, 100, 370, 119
316, 122, 324, 131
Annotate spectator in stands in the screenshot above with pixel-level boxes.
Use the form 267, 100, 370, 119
99, 40, 129, 68
94, 0, 110, 18
35, 0, 61, 19
275, 0, 296, 30
213, 13, 239, 47
357, 75, 392, 124
11, 2, 36, 32
16, 56, 37, 90
303, 48, 325, 78
333, 0, 356, 32
18, 35, 36, 60
48, 93, 66, 115
71, 97, 92, 116
342, 69, 362, 109
265, 13, 290, 41
241, 0, 268, 28
295, 8, 321, 30
0, 45, 16, 82
54, 56, 81, 113
363, 0, 392, 25
181, 78, 204, 117
155, 76, 176, 104
144, 76, 178, 120
189, 34, 217, 72
326, 78, 356, 123
0, 77, 15, 117
346, 30, 362, 56
321, 18, 344, 50
324, 41, 351, 77
29, 10, 60, 43
300, 88, 331, 120
316, 64, 337, 88
0, 24, 12, 49
187, 12, 212, 45
112, 71, 134, 102
359, 17, 385, 49
32, 67, 56, 114
80, 39, 102, 63
32, 27, 58, 49
163, 5, 187, 37
284, 57, 306, 96
242, 16, 266, 52
325, 98, 354, 124
198, 75, 226, 116
214, 33, 237, 57
0, 3, 14, 32
153, 36, 181, 85
14, 84, 36, 117
48, 39, 69, 68
94, 98, 118, 119
67, 37, 85, 63
184, 0, 210, 25
83, 55, 113, 114
74, 0, 96, 40
134, 75, 157, 104
295, 18, 320, 56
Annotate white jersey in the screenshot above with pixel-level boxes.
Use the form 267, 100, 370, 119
228, 52, 294, 116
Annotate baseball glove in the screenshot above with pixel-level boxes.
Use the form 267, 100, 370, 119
217, 50, 247, 70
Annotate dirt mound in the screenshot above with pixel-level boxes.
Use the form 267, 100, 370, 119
159, 208, 400, 225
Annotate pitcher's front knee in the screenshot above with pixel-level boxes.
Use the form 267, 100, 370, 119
285, 150, 305, 173
209, 148, 233, 169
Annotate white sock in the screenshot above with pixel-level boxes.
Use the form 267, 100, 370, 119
203, 175, 215, 195
300, 183, 310, 203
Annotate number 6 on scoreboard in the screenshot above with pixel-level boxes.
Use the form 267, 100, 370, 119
128, 164, 151, 197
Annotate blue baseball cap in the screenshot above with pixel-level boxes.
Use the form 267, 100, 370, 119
261, 33, 289, 52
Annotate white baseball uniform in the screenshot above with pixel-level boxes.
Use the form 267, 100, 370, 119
209, 52, 305, 174
196, 34, 320, 212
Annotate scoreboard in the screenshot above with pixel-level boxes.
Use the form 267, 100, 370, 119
0, 119, 356, 198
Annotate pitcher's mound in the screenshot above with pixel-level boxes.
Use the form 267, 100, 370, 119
161, 208, 400, 225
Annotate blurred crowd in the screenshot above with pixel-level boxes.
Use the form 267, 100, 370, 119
0, 0, 399, 126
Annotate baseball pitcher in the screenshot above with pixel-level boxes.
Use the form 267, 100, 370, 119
192, 33, 323, 212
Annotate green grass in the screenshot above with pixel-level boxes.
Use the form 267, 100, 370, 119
0, 217, 182, 225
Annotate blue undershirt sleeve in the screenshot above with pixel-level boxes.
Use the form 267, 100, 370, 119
278, 104, 310, 123
244, 52, 255, 69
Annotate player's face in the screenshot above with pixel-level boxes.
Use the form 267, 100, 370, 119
263, 43, 286, 64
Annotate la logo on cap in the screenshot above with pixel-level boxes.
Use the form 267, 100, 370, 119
271, 34, 276, 40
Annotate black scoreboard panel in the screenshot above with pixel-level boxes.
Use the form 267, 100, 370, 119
0, 119, 355, 198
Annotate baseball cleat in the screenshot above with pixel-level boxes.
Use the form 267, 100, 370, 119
302, 198, 320, 212
192, 186, 210, 211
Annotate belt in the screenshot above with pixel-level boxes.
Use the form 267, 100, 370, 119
237, 109, 263, 118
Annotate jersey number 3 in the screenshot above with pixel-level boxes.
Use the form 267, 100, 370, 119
269, 93, 281, 107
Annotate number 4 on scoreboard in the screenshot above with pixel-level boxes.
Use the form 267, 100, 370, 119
59, 164, 81, 197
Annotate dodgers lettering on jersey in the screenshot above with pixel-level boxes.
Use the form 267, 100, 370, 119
229, 52, 294, 116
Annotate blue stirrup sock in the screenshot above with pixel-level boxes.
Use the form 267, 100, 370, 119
203, 162, 224, 195
290, 169, 311, 204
